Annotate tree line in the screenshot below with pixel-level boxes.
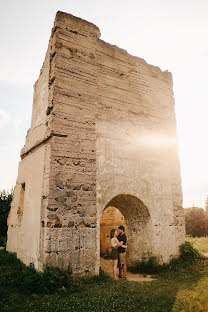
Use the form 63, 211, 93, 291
185, 196, 208, 237
0, 190, 13, 246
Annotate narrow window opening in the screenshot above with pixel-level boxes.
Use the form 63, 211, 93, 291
17, 183, 25, 216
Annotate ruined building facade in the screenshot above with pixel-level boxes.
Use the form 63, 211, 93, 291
7, 12, 185, 276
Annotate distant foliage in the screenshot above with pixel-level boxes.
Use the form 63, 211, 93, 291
185, 206, 208, 237
0, 189, 13, 246
205, 195, 208, 212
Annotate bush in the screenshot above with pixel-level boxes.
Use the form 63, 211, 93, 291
20, 265, 76, 294
0, 250, 111, 296
0, 250, 74, 294
19, 268, 48, 294
0, 249, 21, 266
179, 241, 202, 263
43, 266, 74, 291
128, 241, 203, 275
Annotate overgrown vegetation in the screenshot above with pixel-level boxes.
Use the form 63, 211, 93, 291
187, 236, 208, 253
1, 247, 208, 312
128, 241, 203, 275
1, 188, 208, 311
1, 242, 208, 312
0, 189, 13, 246
0, 249, 76, 295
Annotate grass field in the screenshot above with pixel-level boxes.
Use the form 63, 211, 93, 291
1, 240, 208, 312
186, 236, 208, 253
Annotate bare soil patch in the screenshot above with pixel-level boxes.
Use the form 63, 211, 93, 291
100, 257, 156, 282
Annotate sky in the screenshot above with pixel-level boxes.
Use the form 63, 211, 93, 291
0, 0, 208, 208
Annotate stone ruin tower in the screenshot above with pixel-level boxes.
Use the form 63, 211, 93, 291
7, 11, 185, 276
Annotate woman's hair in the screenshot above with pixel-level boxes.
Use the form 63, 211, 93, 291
110, 228, 116, 239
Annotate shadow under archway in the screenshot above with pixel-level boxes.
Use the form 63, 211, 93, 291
102, 194, 153, 265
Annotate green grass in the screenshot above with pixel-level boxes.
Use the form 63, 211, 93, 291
186, 236, 208, 253
1, 248, 208, 312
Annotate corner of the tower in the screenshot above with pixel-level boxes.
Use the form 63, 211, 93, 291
54, 11, 101, 39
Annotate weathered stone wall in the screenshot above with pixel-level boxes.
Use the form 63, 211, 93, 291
7, 11, 185, 276
95, 38, 185, 264
6, 47, 53, 269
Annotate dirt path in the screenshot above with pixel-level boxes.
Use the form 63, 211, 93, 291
100, 257, 156, 282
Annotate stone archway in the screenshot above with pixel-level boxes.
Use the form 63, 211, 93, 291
100, 206, 128, 256
100, 194, 152, 265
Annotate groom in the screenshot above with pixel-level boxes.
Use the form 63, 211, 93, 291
117, 225, 127, 279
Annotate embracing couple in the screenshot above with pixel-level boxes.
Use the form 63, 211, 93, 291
110, 225, 127, 280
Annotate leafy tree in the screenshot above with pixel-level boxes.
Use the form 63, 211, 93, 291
204, 195, 208, 235
185, 207, 207, 237
205, 195, 208, 212
0, 189, 13, 246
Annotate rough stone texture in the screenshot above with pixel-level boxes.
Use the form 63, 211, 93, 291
100, 206, 127, 254
7, 11, 185, 276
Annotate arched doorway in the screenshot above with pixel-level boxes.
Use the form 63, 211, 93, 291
99, 194, 152, 266
100, 206, 128, 257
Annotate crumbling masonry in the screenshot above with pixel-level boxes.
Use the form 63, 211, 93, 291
7, 11, 185, 276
